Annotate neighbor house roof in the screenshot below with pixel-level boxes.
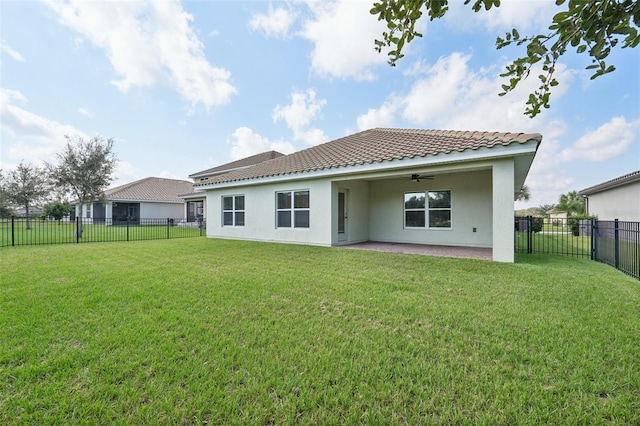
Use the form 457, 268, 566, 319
579, 170, 640, 196
105, 177, 194, 203
189, 150, 284, 179
194, 128, 542, 187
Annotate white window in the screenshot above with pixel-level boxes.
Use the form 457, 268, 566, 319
276, 190, 309, 228
404, 190, 451, 229
222, 195, 245, 226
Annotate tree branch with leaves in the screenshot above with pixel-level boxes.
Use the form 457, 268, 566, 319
371, 0, 639, 117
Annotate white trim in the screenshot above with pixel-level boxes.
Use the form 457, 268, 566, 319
196, 141, 539, 191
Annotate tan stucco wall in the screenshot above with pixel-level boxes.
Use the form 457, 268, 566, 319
492, 159, 515, 262
586, 181, 640, 221
202, 162, 520, 262
368, 169, 493, 248
331, 180, 370, 245
205, 179, 333, 246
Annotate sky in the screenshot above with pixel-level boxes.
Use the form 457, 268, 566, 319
1, 0, 638, 208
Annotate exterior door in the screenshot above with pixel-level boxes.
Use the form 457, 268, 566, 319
338, 190, 348, 242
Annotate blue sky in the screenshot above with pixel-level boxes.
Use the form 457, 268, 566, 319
1, 0, 638, 208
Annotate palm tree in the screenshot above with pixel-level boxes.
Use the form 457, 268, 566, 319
538, 204, 556, 216
556, 191, 585, 217
517, 185, 531, 201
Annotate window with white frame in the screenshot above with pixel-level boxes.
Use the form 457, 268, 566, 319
222, 195, 245, 226
404, 190, 451, 229
276, 190, 309, 228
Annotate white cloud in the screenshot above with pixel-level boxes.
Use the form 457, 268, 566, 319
249, 5, 296, 38
388, 52, 572, 133
560, 116, 640, 162
78, 107, 92, 118
45, 0, 236, 110
519, 121, 574, 206
356, 99, 400, 131
272, 89, 328, 145
0, 88, 86, 165
0, 40, 26, 62
110, 161, 139, 188
298, 0, 394, 81
445, 0, 556, 33
228, 127, 296, 160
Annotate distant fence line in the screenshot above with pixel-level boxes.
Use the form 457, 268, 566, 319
1, 216, 206, 247
515, 216, 639, 280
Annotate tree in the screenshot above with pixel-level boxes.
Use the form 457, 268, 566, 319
47, 135, 117, 237
556, 190, 586, 216
42, 200, 73, 223
517, 185, 530, 201
0, 170, 18, 218
538, 204, 556, 216
2, 161, 50, 229
370, 0, 639, 117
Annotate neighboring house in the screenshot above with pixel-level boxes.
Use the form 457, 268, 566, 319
548, 210, 568, 223
179, 151, 284, 222
193, 128, 542, 263
579, 170, 640, 221
15, 206, 43, 217
75, 177, 195, 224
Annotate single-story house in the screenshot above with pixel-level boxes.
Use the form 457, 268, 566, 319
548, 210, 568, 223
193, 128, 542, 263
15, 206, 43, 217
179, 150, 284, 222
74, 177, 195, 224
579, 170, 640, 221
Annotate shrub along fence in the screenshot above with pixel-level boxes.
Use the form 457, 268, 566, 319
1, 216, 206, 247
515, 216, 639, 280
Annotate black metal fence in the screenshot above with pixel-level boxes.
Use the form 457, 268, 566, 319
593, 220, 640, 280
515, 216, 640, 280
1, 216, 206, 247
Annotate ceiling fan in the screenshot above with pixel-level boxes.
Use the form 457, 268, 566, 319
411, 173, 435, 182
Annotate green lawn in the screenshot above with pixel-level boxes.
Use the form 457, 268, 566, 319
514, 231, 592, 256
1, 239, 638, 424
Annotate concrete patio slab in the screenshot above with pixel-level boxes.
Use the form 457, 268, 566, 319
341, 241, 492, 261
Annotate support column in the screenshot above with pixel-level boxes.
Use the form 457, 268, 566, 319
492, 159, 515, 262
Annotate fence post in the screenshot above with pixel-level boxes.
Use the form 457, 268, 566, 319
590, 217, 596, 261
614, 219, 619, 269
11, 216, 15, 247
167, 218, 170, 240
126, 217, 130, 241
76, 216, 80, 244
527, 215, 533, 254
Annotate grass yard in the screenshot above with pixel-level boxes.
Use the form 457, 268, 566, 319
514, 231, 592, 257
1, 239, 639, 424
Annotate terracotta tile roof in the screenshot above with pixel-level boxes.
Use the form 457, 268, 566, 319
189, 150, 284, 178
105, 177, 194, 203
579, 170, 640, 195
195, 128, 542, 186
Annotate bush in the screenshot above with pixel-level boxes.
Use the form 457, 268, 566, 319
532, 217, 544, 233
568, 215, 591, 236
